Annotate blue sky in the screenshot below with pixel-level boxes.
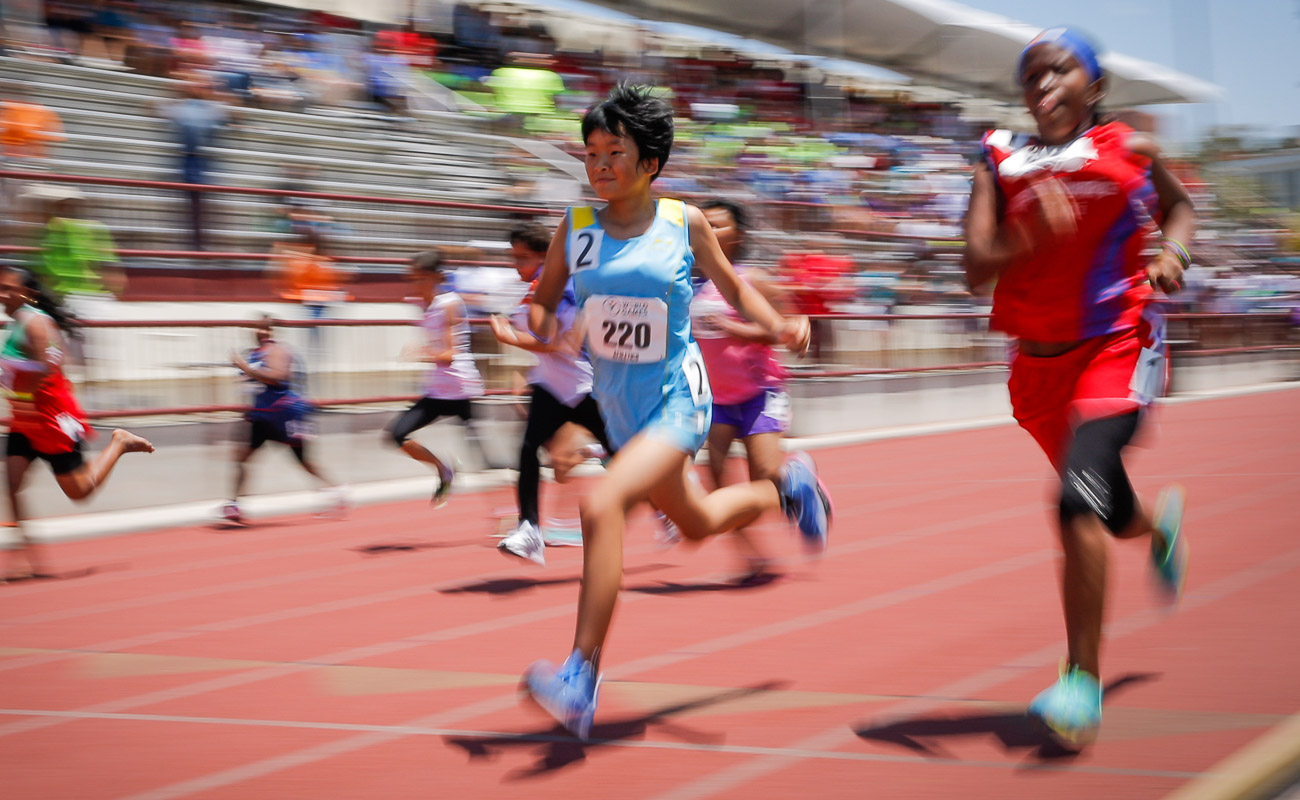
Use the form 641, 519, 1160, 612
966, 0, 1300, 142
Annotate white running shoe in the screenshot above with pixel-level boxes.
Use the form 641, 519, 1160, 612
653, 510, 681, 549
499, 520, 546, 566
220, 501, 243, 524
318, 486, 352, 520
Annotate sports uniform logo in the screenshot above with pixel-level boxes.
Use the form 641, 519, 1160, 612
999, 137, 1099, 178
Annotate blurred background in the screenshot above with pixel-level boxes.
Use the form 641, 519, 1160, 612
0, 0, 1297, 516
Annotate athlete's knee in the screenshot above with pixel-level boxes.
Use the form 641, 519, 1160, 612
58, 473, 96, 502
385, 426, 408, 448
579, 489, 631, 528
1058, 453, 1136, 535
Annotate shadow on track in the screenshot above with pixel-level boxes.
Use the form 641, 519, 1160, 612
439, 563, 676, 597
852, 672, 1160, 763
444, 680, 790, 779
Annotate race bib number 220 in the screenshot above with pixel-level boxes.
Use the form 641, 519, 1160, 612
586, 295, 668, 363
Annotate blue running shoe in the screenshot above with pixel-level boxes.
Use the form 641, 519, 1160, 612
1151, 485, 1188, 605
778, 452, 832, 553
1028, 662, 1103, 747
522, 650, 600, 740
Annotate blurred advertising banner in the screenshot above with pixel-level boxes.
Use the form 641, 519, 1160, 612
254, 0, 406, 24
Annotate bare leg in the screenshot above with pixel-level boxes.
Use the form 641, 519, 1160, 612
289, 443, 333, 488
1059, 512, 1108, 677
705, 424, 771, 568
573, 438, 683, 662
400, 440, 449, 477
231, 445, 255, 500
5, 455, 43, 578
734, 430, 784, 565
572, 434, 787, 663
54, 429, 154, 502
650, 458, 780, 541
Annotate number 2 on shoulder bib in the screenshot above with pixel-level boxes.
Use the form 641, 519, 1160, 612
586, 295, 667, 363
568, 228, 604, 273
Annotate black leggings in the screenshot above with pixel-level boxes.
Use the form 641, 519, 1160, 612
517, 386, 609, 526
1059, 411, 1141, 534
388, 397, 473, 446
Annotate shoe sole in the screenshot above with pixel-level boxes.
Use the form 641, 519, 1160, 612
1027, 708, 1099, 749
498, 541, 545, 566
518, 670, 597, 741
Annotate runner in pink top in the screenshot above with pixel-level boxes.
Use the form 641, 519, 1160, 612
690, 199, 791, 584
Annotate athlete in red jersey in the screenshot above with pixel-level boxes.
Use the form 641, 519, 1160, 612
963, 28, 1195, 747
2, 267, 154, 580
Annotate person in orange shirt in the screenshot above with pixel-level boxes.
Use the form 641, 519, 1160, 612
272, 226, 349, 364
0, 83, 64, 163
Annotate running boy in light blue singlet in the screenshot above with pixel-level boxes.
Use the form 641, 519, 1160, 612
518, 84, 834, 741
566, 197, 711, 454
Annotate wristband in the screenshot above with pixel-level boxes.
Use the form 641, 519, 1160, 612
1161, 237, 1191, 269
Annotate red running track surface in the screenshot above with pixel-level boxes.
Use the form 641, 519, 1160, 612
1, 388, 1298, 800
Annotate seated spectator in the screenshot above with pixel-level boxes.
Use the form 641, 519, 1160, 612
363, 40, 409, 115
44, 0, 93, 62
86, 0, 134, 66
169, 20, 212, 73
0, 82, 64, 165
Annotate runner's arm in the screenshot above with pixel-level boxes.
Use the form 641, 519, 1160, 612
963, 161, 1028, 293
232, 343, 291, 386
688, 205, 808, 354
1, 312, 61, 376
1130, 133, 1196, 294
528, 216, 571, 344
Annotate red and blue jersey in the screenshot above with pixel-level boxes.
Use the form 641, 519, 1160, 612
982, 122, 1160, 342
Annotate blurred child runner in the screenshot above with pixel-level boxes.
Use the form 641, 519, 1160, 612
689, 198, 789, 584
963, 27, 1194, 747
491, 221, 611, 565
223, 316, 347, 524
386, 250, 484, 507
1, 267, 153, 580
521, 84, 832, 739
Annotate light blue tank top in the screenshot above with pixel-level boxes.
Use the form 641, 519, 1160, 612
567, 198, 711, 441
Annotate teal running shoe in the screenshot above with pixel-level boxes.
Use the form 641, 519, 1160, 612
778, 452, 832, 553
1151, 485, 1188, 604
522, 650, 601, 740
1028, 661, 1103, 747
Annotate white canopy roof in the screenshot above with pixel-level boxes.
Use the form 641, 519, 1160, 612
585, 0, 1222, 105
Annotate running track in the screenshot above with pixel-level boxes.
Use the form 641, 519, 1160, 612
2, 388, 1298, 799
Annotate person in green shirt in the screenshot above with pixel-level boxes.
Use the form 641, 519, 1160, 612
34, 189, 125, 300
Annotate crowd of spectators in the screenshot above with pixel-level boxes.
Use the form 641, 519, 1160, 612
1, 0, 1296, 319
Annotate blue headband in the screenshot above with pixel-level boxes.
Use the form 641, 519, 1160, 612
1016, 27, 1102, 85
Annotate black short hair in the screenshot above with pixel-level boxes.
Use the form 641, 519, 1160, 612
581, 83, 674, 182
698, 199, 748, 233
509, 220, 551, 254
411, 249, 445, 274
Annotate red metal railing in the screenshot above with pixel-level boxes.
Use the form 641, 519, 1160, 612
13, 312, 1279, 423
0, 170, 558, 216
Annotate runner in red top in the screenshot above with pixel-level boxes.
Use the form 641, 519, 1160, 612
1, 267, 154, 580
963, 27, 1196, 748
